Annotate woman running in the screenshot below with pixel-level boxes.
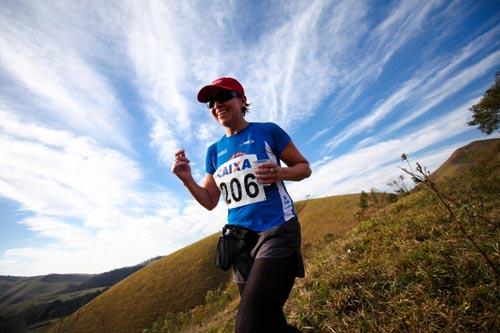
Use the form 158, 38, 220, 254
172, 77, 311, 333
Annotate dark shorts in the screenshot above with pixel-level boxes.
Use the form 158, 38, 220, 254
232, 217, 305, 283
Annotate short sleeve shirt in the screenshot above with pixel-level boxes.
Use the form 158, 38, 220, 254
205, 122, 296, 232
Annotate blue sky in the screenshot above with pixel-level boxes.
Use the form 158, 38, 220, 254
0, 0, 499, 276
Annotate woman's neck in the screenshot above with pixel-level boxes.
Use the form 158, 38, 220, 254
226, 119, 249, 136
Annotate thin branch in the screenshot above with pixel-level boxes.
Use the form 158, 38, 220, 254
398, 162, 499, 280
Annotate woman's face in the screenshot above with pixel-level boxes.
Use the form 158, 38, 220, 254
211, 94, 246, 128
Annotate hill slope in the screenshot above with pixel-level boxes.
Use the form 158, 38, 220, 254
142, 138, 499, 332
52, 234, 231, 333
286, 140, 499, 331
51, 195, 360, 333
430, 138, 499, 181
0, 274, 90, 311
55, 138, 499, 333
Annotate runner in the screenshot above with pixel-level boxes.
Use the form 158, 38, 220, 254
172, 77, 311, 333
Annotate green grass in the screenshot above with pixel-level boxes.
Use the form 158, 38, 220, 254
287, 186, 498, 332
287, 140, 500, 332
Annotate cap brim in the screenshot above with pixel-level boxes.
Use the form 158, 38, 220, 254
197, 85, 226, 103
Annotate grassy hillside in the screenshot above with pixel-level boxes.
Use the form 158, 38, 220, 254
48, 194, 360, 333
52, 138, 498, 333
298, 194, 361, 246
140, 138, 499, 332
286, 152, 499, 331
51, 234, 232, 333
430, 138, 499, 182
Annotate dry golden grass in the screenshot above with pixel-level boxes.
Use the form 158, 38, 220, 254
430, 138, 499, 182
50, 234, 231, 333
298, 194, 359, 246
49, 193, 360, 333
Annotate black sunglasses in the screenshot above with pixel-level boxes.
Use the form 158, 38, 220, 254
207, 90, 240, 109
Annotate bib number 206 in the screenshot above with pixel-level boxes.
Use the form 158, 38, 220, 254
220, 174, 259, 204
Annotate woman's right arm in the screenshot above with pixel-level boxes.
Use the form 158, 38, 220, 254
183, 174, 221, 210
172, 149, 221, 210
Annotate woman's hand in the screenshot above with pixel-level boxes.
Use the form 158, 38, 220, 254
254, 141, 312, 186
172, 149, 192, 184
254, 161, 282, 185
172, 150, 220, 210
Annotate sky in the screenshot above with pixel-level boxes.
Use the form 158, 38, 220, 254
0, 0, 499, 276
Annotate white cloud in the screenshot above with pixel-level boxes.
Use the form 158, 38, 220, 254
321, 0, 443, 118
326, 77, 421, 150
0, 201, 227, 276
0, 1, 131, 149
386, 49, 500, 133
0, 0, 497, 276
123, 0, 372, 165
245, 0, 368, 129
326, 24, 500, 150
0, 111, 140, 218
0, 110, 226, 275
18, 217, 94, 249
196, 122, 221, 145
288, 100, 476, 200
116, 0, 445, 168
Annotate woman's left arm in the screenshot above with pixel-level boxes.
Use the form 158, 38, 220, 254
278, 141, 311, 181
255, 141, 311, 185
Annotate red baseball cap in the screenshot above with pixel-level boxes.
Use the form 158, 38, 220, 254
197, 77, 245, 103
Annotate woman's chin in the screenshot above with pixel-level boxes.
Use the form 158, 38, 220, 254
218, 118, 232, 127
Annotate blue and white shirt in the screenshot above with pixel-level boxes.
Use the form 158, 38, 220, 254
205, 122, 296, 232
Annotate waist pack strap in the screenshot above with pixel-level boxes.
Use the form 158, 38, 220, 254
215, 225, 258, 271
221, 224, 229, 236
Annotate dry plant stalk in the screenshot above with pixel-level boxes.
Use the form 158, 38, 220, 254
399, 154, 499, 281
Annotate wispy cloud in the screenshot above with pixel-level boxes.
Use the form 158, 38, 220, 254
0, 110, 140, 218
123, 0, 375, 165
386, 49, 500, 133
288, 98, 478, 199
0, 1, 131, 150
0, 199, 227, 276
245, 0, 364, 126
325, 23, 500, 151
117, 0, 447, 167
0, 109, 226, 275
124, 0, 261, 164
296, 0, 446, 146
322, 0, 443, 116
0, 0, 497, 275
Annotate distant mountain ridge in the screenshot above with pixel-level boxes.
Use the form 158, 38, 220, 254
0, 257, 161, 332
0, 274, 90, 307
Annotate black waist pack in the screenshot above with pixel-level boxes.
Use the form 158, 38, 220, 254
215, 224, 258, 271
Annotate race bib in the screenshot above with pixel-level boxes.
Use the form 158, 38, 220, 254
214, 154, 266, 209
